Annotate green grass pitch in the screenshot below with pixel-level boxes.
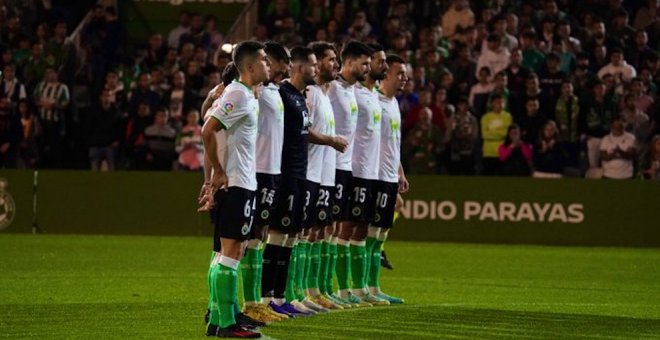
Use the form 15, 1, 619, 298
1, 234, 660, 339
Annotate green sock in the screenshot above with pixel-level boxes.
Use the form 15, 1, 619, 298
335, 243, 351, 290
240, 247, 259, 303
367, 239, 384, 288
306, 241, 322, 290
350, 244, 367, 290
326, 243, 338, 294
285, 244, 298, 302
295, 242, 309, 300
365, 237, 378, 286
318, 241, 330, 294
303, 242, 312, 289
208, 252, 218, 325
254, 246, 264, 302
213, 263, 239, 328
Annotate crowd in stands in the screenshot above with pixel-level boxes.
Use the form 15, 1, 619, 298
0, 0, 658, 179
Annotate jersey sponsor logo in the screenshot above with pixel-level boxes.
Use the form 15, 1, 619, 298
222, 102, 234, 114
373, 109, 382, 124
241, 223, 251, 236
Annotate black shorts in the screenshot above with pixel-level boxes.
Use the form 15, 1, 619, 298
270, 176, 306, 233
302, 180, 320, 229
332, 169, 352, 221
255, 173, 281, 228
348, 177, 377, 223
373, 181, 399, 229
316, 185, 335, 226
212, 187, 256, 247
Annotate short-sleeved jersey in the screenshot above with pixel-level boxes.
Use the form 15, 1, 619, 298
208, 80, 258, 190
279, 81, 310, 179
306, 84, 335, 183
378, 92, 402, 183
352, 82, 382, 180
328, 77, 358, 171
256, 82, 284, 175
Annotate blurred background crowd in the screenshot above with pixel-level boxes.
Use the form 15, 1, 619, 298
0, 0, 658, 179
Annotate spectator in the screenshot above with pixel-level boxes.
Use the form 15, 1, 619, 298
203, 15, 224, 53
442, 0, 475, 39
403, 107, 445, 174
163, 71, 198, 129
569, 52, 597, 98
0, 96, 21, 168
505, 48, 532, 101
620, 93, 651, 158
176, 109, 203, 171
556, 19, 581, 55
555, 80, 580, 167
519, 97, 547, 145
448, 97, 478, 175
396, 80, 418, 117
628, 77, 654, 115
520, 30, 545, 73
103, 70, 127, 113
265, 0, 293, 36
85, 89, 120, 171
551, 36, 574, 75
161, 47, 181, 77
144, 108, 176, 171
127, 72, 161, 117
449, 43, 477, 98
488, 14, 518, 52
498, 124, 533, 176
634, 0, 660, 31
481, 94, 512, 175
144, 33, 166, 69
469, 66, 494, 119
44, 20, 75, 79
33, 66, 69, 168
608, 9, 635, 47
403, 87, 432, 132
597, 48, 637, 91
0, 65, 27, 114
579, 81, 616, 168
626, 30, 653, 71
347, 10, 373, 41
600, 115, 636, 179
179, 12, 207, 50
22, 41, 47, 92
476, 33, 510, 81
167, 10, 190, 49
533, 120, 565, 178
124, 102, 152, 169
489, 71, 510, 111
429, 87, 454, 132
641, 135, 660, 180
538, 52, 567, 118
16, 99, 40, 168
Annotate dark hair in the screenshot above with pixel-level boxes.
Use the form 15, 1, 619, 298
478, 66, 492, 76
289, 46, 314, 63
232, 41, 265, 72
264, 41, 290, 63
610, 114, 623, 124
486, 33, 501, 42
609, 47, 624, 55
385, 54, 405, 65
340, 41, 373, 61
221, 62, 238, 86
308, 41, 337, 60
504, 124, 521, 146
490, 93, 503, 101
366, 42, 384, 53
546, 52, 560, 62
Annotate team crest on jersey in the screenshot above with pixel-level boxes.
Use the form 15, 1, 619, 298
374, 213, 381, 223
318, 211, 327, 221
282, 217, 291, 227
352, 207, 361, 216
332, 205, 340, 214
223, 102, 234, 114
241, 223, 251, 236
261, 210, 270, 220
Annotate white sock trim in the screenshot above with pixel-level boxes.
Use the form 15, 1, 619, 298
337, 238, 350, 247
218, 255, 240, 270
210, 252, 222, 267
350, 239, 366, 247
266, 232, 287, 246
273, 298, 285, 306
377, 230, 389, 241
330, 236, 339, 245
247, 239, 262, 249
367, 226, 380, 238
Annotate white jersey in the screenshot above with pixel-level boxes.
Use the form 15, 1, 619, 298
328, 77, 358, 171
378, 92, 401, 183
208, 80, 258, 190
306, 84, 335, 183
204, 84, 226, 165
600, 132, 636, 179
256, 82, 284, 175
352, 82, 382, 180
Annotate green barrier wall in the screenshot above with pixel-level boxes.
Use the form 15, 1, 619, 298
0, 170, 658, 247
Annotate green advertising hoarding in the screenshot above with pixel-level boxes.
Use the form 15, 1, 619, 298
0, 170, 658, 247
391, 176, 660, 247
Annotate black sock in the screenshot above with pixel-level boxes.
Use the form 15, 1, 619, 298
273, 246, 292, 299
261, 244, 282, 298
